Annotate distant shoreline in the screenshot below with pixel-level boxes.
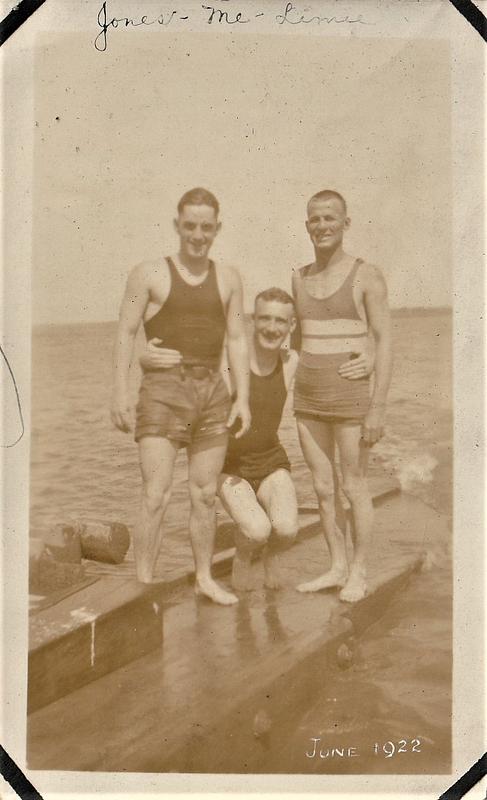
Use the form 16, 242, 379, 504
32, 306, 453, 330
390, 306, 452, 318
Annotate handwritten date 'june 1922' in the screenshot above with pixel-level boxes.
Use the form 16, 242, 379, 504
305, 738, 423, 760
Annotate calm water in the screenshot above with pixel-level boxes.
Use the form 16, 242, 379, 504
30, 311, 452, 541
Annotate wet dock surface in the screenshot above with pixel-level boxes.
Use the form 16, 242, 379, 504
27, 490, 451, 773
27, 478, 398, 711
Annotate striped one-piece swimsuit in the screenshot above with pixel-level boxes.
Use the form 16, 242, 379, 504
293, 258, 370, 423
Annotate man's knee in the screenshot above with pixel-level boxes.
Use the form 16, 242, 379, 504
313, 476, 336, 507
342, 474, 368, 502
142, 481, 172, 514
273, 516, 298, 541
190, 479, 218, 510
240, 516, 272, 545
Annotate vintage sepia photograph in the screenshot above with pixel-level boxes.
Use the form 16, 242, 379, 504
1, 0, 484, 796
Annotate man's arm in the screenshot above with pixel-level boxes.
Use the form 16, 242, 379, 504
282, 348, 299, 392
290, 273, 302, 352
224, 268, 250, 438
218, 345, 233, 395
111, 265, 150, 432
362, 265, 393, 444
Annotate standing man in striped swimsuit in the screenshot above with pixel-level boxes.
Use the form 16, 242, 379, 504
293, 190, 392, 602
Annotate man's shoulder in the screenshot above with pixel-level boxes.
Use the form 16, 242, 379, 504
127, 258, 169, 285
292, 264, 313, 280
354, 261, 388, 304
353, 259, 385, 285
214, 259, 239, 275
213, 260, 242, 287
356, 259, 384, 278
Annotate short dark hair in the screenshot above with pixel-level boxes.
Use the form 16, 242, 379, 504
177, 187, 220, 216
255, 287, 295, 309
308, 190, 347, 215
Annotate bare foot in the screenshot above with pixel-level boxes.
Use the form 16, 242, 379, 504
195, 578, 239, 605
136, 571, 163, 584
263, 549, 284, 590
339, 568, 367, 603
231, 551, 255, 592
296, 567, 348, 593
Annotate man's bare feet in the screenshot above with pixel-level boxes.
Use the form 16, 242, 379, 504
231, 550, 255, 592
339, 566, 367, 602
263, 548, 284, 589
195, 577, 239, 605
296, 567, 349, 593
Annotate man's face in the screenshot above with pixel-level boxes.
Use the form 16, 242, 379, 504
253, 298, 296, 351
174, 204, 221, 260
305, 198, 350, 253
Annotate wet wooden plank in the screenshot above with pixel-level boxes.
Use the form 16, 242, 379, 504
27, 491, 450, 772
29, 576, 99, 616
28, 578, 165, 712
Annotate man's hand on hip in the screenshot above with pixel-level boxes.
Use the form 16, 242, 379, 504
338, 349, 374, 381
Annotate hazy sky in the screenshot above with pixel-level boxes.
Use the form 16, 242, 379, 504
33, 32, 451, 323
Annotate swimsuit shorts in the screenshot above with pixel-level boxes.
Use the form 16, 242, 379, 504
223, 443, 291, 495
135, 366, 231, 447
293, 355, 370, 425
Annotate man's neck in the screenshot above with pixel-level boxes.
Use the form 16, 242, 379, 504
251, 337, 280, 376
176, 251, 210, 276
313, 244, 347, 273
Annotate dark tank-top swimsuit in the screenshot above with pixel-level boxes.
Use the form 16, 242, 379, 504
223, 358, 290, 481
144, 257, 226, 369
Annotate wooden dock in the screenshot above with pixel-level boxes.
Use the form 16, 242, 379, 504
27, 485, 451, 773
28, 477, 398, 711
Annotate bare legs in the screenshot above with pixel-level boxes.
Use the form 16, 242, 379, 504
296, 418, 349, 592
335, 424, 372, 602
218, 475, 270, 590
136, 434, 237, 605
296, 417, 372, 601
257, 470, 298, 589
218, 469, 298, 591
136, 436, 179, 583
188, 435, 238, 605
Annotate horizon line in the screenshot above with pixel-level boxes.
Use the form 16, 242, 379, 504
33, 304, 453, 327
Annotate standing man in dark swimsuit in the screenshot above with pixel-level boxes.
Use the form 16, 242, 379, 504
292, 189, 392, 602
111, 188, 250, 605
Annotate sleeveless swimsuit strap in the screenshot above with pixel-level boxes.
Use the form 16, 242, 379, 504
345, 258, 364, 287
166, 256, 215, 284
304, 257, 363, 285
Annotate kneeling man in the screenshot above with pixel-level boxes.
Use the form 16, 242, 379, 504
219, 288, 299, 591
219, 288, 372, 592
